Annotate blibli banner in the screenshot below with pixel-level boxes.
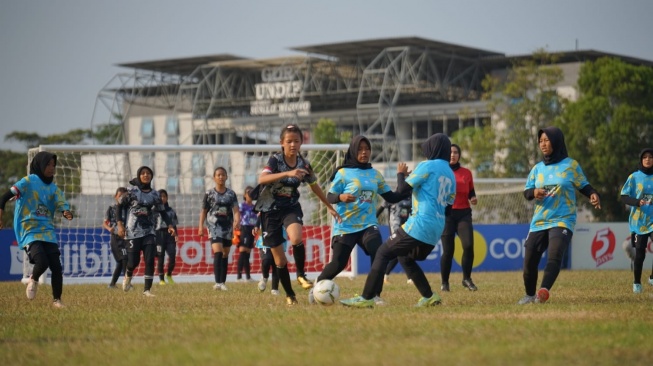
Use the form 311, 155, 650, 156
0, 226, 337, 282
367, 224, 537, 274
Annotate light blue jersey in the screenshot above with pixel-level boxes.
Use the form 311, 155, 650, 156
329, 168, 391, 235
11, 175, 70, 249
621, 171, 653, 235
403, 159, 456, 245
525, 157, 590, 232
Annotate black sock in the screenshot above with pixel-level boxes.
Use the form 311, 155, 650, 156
277, 265, 295, 297
221, 257, 229, 284
292, 242, 306, 278
243, 252, 251, 278
214, 252, 222, 283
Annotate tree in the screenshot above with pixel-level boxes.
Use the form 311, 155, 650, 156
557, 57, 653, 221
467, 50, 566, 177
0, 150, 27, 228
6, 129, 92, 148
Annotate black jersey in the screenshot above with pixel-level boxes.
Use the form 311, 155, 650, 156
156, 205, 179, 231
104, 204, 121, 236
254, 153, 317, 212
119, 187, 167, 240
202, 187, 239, 240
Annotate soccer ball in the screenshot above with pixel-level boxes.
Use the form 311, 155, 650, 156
312, 279, 340, 306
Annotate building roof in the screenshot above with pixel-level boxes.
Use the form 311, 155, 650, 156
291, 36, 504, 59
481, 49, 653, 68
116, 54, 248, 76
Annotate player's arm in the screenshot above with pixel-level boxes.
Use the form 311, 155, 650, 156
309, 183, 342, 223
0, 189, 17, 229
198, 208, 208, 237
232, 204, 241, 231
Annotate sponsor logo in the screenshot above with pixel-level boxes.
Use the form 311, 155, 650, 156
591, 228, 615, 267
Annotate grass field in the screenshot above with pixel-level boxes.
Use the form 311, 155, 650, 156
1, 270, 652, 366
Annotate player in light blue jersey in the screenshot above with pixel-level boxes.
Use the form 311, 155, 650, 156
0, 151, 73, 308
518, 127, 601, 305
341, 133, 456, 308
620, 148, 653, 293
309, 135, 408, 305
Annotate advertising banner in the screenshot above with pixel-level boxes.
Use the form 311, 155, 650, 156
570, 222, 653, 270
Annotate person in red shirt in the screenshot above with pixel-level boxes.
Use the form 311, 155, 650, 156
440, 144, 478, 292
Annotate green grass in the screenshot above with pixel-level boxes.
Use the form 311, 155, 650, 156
1, 270, 652, 366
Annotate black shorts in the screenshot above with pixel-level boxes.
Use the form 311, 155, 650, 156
156, 230, 177, 256
211, 236, 233, 247
126, 235, 156, 253
110, 234, 127, 262
386, 227, 434, 261
261, 205, 303, 248
331, 226, 382, 256
239, 225, 255, 249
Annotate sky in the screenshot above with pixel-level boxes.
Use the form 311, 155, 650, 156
1, 0, 652, 152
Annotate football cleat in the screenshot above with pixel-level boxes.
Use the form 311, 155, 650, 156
373, 296, 387, 306
415, 293, 442, 307
122, 276, 133, 292
258, 277, 268, 292
536, 288, 549, 304
166, 275, 175, 284
286, 296, 298, 306
297, 276, 314, 289
441, 283, 450, 292
340, 296, 374, 308
52, 299, 65, 308
143, 290, 156, 297
462, 278, 478, 291
633, 283, 643, 294
517, 295, 536, 305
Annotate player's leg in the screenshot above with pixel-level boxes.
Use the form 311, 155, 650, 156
220, 240, 232, 288
285, 206, 312, 289
43, 243, 64, 307
142, 235, 157, 295
519, 231, 546, 303
439, 215, 456, 291
211, 241, 224, 289
156, 230, 166, 284
165, 236, 176, 283
457, 213, 477, 291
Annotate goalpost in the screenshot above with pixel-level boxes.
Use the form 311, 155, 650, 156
24, 144, 355, 284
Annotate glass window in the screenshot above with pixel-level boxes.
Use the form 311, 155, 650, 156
141, 119, 154, 138
165, 117, 179, 137
166, 177, 180, 194
191, 154, 205, 176
192, 177, 205, 194
142, 152, 154, 169
166, 153, 180, 176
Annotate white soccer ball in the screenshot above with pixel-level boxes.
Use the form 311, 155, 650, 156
312, 279, 340, 306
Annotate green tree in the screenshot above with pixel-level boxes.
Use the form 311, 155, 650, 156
308, 118, 350, 224
0, 150, 28, 228
557, 57, 653, 221
476, 50, 566, 177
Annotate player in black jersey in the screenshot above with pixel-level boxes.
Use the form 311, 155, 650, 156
255, 124, 341, 305
156, 189, 178, 285
199, 167, 240, 291
103, 187, 128, 288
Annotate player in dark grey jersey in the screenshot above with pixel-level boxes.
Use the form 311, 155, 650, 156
377, 197, 412, 284
103, 187, 128, 288
199, 167, 240, 291
155, 189, 178, 285
116, 166, 176, 297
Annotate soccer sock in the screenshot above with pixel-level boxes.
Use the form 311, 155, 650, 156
292, 242, 306, 278
144, 277, 153, 292
243, 252, 251, 278
220, 257, 229, 284
214, 252, 222, 283
237, 253, 245, 279
276, 265, 295, 297
120, 258, 127, 275
111, 261, 123, 285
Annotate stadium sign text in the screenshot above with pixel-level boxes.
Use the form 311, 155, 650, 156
251, 67, 311, 117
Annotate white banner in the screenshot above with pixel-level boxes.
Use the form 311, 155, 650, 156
571, 222, 653, 270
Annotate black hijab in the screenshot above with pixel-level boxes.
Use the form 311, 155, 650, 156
538, 127, 568, 166
129, 166, 154, 191
329, 135, 373, 181
30, 151, 57, 185
638, 148, 653, 176
422, 133, 451, 161
450, 144, 461, 171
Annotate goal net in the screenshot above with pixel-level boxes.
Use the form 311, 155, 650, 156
23, 144, 351, 284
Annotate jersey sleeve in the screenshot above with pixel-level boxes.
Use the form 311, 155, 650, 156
202, 192, 210, 210
620, 174, 635, 197
12, 177, 29, 197
405, 162, 427, 189
375, 170, 391, 194
262, 155, 279, 174
524, 166, 538, 190
328, 169, 345, 194
54, 186, 70, 212
303, 159, 317, 185
571, 159, 591, 190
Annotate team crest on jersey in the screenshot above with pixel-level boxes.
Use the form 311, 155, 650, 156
359, 190, 373, 203
35, 204, 49, 217
216, 206, 228, 216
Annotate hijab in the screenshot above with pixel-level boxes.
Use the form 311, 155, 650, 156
30, 151, 57, 185
422, 133, 451, 161
450, 144, 461, 171
538, 127, 568, 166
129, 166, 154, 191
329, 135, 373, 181
638, 148, 653, 176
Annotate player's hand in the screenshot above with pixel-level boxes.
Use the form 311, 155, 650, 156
288, 168, 308, 180
470, 196, 478, 205
534, 188, 547, 199
339, 193, 356, 203
397, 162, 409, 175
62, 210, 73, 220
198, 228, 204, 237
590, 193, 601, 209
117, 223, 125, 238
328, 207, 342, 224
168, 226, 176, 237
